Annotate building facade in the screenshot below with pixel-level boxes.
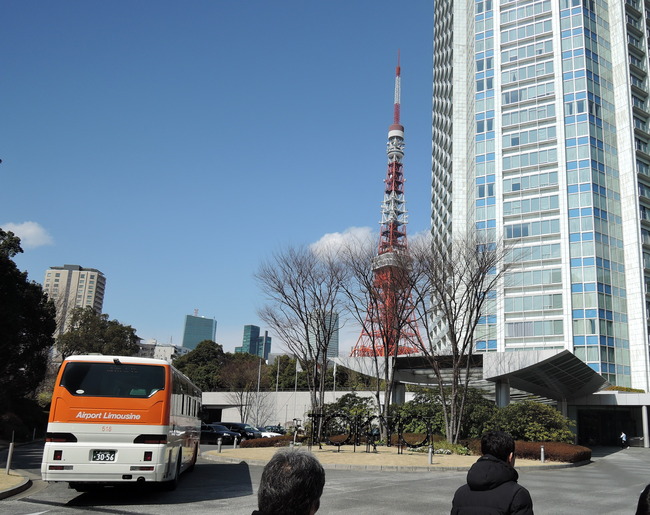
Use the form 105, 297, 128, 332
43, 264, 106, 335
235, 324, 272, 360
432, 0, 650, 389
139, 339, 189, 362
309, 312, 340, 359
181, 314, 217, 350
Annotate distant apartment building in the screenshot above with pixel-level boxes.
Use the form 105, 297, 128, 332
235, 324, 272, 360
181, 313, 217, 350
43, 264, 106, 335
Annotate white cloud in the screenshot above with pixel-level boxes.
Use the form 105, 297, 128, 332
2, 221, 54, 249
310, 226, 374, 257
408, 229, 432, 246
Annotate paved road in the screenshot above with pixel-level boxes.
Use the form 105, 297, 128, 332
3, 443, 649, 514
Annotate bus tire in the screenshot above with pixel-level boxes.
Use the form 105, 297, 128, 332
187, 444, 198, 473
160, 451, 182, 491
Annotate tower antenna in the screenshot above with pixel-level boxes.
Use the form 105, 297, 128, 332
394, 50, 401, 125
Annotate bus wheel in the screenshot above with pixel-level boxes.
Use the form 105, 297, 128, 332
187, 444, 198, 473
160, 451, 182, 491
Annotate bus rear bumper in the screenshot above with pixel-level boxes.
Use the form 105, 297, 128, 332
41, 462, 169, 483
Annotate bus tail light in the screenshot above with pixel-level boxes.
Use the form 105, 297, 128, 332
53, 450, 63, 461
130, 466, 155, 471
46, 432, 77, 443
134, 434, 167, 444
49, 465, 73, 470
144, 451, 153, 461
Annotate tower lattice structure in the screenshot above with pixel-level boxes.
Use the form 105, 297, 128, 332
351, 57, 421, 358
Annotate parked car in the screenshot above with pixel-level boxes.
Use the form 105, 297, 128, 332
256, 426, 282, 438
207, 424, 240, 444
264, 425, 286, 435
219, 422, 262, 440
201, 424, 221, 445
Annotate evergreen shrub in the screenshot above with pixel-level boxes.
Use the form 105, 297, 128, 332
240, 435, 304, 448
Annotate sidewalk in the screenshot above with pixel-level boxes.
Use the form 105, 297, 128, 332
0, 470, 31, 500
203, 444, 580, 471
0, 441, 34, 500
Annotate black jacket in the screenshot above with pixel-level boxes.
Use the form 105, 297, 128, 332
450, 454, 534, 515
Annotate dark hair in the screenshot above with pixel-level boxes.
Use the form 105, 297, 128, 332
636, 484, 650, 515
257, 448, 326, 515
481, 430, 515, 463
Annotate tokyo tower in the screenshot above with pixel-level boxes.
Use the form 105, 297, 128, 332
350, 56, 421, 358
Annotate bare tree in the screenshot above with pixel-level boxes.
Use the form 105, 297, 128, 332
339, 236, 420, 429
221, 354, 270, 424
409, 233, 512, 443
250, 390, 275, 427
255, 245, 345, 427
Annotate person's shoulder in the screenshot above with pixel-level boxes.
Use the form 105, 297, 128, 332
451, 483, 471, 502
510, 483, 534, 514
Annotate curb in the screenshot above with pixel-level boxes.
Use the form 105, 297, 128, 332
201, 452, 585, 472
0, 476, 32, 500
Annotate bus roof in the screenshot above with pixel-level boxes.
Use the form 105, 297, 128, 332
63, 355, 171, 366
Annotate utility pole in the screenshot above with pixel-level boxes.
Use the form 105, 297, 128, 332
256, 357, 262, 425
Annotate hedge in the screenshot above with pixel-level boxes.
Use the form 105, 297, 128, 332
240, 435, 305, 448
515, 441, 591, 463
462, 438, 591, 463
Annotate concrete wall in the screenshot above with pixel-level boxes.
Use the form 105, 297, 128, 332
202, 390, 416, 426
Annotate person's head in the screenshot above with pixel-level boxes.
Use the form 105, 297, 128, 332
481, 430, 515, 464
257, 448, 326, 515
636, 484, 650, 515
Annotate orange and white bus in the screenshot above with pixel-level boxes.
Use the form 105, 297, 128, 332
41, 355, 201, 491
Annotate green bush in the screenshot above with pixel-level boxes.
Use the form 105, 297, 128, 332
322, 393, 376, 419
485, 401, 575, 443
515, 441, 591, 463
461, 438, 590, 462
432, 439, 471, 455
240, 435, 305, 448
460, 438, 482, 455
393, 387, 497, 439
0, 399, 49, 441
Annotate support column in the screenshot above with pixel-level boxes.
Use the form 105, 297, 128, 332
643, 405, 649, 449
392, 383, 406, 405
495, 379, 510, 407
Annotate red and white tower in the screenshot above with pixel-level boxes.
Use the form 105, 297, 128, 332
351, 56, 421, 357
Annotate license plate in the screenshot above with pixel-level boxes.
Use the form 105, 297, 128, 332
92, 450, 116, 462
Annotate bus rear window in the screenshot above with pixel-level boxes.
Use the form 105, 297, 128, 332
60, 362, 166, 398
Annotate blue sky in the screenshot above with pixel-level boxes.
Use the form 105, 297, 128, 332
2, 1, 434, 355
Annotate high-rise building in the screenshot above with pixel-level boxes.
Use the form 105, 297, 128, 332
235, 325, 272, 360
43, 264, 106, 335
308, 312, 340, 359
432, 0, 650, 389
181, 313, 217, 350
326, 312, 340, 359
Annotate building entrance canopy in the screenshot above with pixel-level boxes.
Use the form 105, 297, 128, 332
331, 349, 607, 402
